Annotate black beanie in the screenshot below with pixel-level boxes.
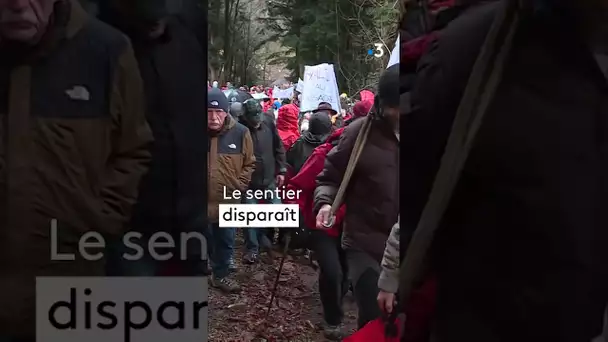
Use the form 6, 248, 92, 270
378, 64, 400, 108
208, 88, 229, 112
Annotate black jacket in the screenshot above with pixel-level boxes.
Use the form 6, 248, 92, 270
241, 116, 286, 189
403, 2, 608, 341
287, 131, 329, 174
101, 13, 207, 237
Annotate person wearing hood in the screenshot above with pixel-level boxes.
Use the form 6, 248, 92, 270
277, 103, 301, 151
239, 99, 287, 264
100, 0, 209, 277
207, 88, 255, 293
345, 99, 373, 126
287, 112, 333, 174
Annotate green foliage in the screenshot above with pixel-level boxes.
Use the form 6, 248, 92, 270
265, 0, 398, 94
208, 0, 398, 93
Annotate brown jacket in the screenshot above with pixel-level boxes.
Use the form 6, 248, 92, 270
208, 115, 256, 222
0, 0, 152, 337
314, 116, 399, 263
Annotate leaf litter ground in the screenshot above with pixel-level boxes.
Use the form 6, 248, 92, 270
209, 232, 358, 342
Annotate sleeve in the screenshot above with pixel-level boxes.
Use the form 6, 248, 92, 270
285, 138, 300, 170
270, 120, 287, 174
102, 40, 153, 233
239, 129, 256, 190
313, 121, 362, 214
378, 217, 401, 293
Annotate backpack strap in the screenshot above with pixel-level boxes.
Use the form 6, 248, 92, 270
325, 115, 373, 225
398, 0, 523, 307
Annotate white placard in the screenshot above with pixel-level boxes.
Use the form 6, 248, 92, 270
272, 86, 294, 99
300, 63, 341, 113
295, 78, 304, 92
387, 34, 400, 68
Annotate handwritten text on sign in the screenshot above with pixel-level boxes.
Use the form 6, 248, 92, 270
272, 86, 294, 99
300, 64, 341, 113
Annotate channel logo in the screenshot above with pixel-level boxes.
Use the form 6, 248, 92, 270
36, 277, 208, 342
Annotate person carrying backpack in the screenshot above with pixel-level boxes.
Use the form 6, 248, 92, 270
401, 1, 608, 341
314, 64, 400, 329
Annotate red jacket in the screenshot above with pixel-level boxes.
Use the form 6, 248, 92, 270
285, 128, 346, 237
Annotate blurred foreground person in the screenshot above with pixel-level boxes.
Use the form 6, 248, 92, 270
100, 0, 208, 276
0, 0, 152, 339
207, 88, 255, 293
314, 64, 400, 329
403, 1, 608, 341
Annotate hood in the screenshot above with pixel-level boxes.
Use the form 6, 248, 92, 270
276, 104, 300, 133
359, 89, 374, 104
302, 131, 330, 145
353, 100, 373, 118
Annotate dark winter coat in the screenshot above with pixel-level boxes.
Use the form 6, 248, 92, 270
0, 0, 152, 337
241, 116, 287, 189
403, 2, 608, 341
314, 116, 400, 263
100, 12, 208, 236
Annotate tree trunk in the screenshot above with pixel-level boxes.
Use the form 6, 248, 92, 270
221, 0, 232, 83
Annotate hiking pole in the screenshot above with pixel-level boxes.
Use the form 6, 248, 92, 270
265, 232, 291, 319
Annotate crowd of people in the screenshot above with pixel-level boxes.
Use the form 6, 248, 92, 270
0, 0, 400, 339
206, 65, 401, 340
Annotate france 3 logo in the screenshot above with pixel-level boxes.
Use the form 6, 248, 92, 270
367, 43, 386, 58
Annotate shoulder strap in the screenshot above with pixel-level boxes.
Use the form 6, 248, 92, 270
398, 0, 523, 306
327, 115, 373, 223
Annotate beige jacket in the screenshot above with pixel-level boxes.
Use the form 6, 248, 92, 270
378, 216, 400, 293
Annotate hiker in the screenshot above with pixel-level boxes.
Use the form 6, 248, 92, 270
285, 127, 349, 340
239, 99, 287, 264
402, 1, 608, 341
100, 0, 208, 277
0, 0, 152, 339
314, 64, 400, 329
286, 112, 333, 174
377, 217, 400, 315
207, 88, 255, 293
277, 102, 301, 152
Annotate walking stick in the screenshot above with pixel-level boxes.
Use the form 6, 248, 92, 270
265, 233, 291, 319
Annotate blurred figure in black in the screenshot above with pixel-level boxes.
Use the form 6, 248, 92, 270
100, 0, 208, 276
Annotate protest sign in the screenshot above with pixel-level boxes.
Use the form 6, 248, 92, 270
296, 78, 304, 93
387, 34, 399, 68
272, 86, 294, 99
300, 64, 341, 113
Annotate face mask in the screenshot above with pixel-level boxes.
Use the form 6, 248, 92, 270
246, 113, 263, 125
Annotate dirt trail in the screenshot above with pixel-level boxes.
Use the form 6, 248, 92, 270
208, 235, 358, 342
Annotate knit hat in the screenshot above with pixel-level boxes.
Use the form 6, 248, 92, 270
208, 88, 229, 112
308, 112, 332, 136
